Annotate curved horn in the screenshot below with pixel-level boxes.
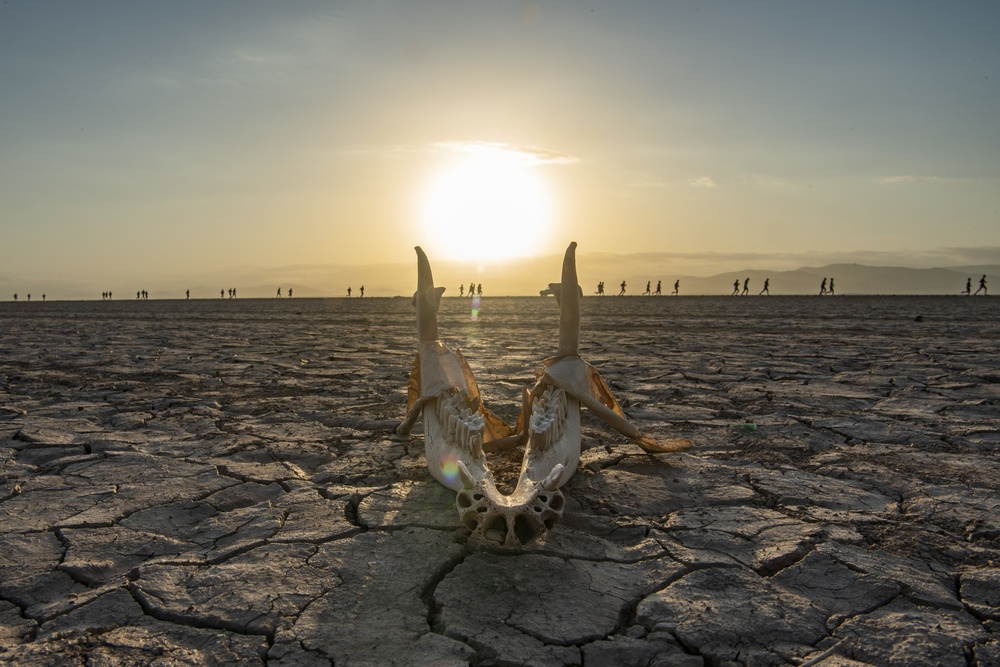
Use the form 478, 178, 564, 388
413, 246, 444, 342
415, 246, 434, 291
557, 241, 580, 357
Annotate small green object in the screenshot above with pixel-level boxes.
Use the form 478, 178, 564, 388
740, 423, 758, 432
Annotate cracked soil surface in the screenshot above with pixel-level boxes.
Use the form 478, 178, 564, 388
1, 295, 998, 666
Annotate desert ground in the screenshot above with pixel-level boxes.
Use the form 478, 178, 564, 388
1, 294, 998, 666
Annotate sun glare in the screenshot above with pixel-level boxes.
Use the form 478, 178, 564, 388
419, 150, 553, 262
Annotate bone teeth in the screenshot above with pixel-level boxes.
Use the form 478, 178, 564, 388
437, 395, 486, 455
531, 392, 565, 433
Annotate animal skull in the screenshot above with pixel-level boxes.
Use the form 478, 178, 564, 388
397, 242, 691, 546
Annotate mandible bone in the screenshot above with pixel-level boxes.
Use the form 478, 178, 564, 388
398, 242, 691, 547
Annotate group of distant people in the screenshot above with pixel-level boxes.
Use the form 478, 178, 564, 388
10, 273, 992, 301
962, 275, 988, 296
598, 280, 680, 296
730, 278, 773, 296
458, 283, 483, 297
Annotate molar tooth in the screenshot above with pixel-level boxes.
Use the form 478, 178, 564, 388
531, 414, 545, 433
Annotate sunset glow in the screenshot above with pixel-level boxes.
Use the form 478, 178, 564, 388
0, 3, 997, 297
419, 147, 554, 262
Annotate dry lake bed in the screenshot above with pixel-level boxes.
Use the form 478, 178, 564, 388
1, 295, 998, 666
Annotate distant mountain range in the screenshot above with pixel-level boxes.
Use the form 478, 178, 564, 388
2, 262, 996, 299
666, 264, 997, 296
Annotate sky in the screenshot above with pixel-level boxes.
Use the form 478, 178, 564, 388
1, 1, 998, 297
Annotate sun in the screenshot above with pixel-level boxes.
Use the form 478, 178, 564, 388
419, 150, 553, 262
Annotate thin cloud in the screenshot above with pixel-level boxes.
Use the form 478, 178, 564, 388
433, 141, 579, 165
626, 180, 670, 189
349, 141, 580, 164
930, 246, 1000, 265
627, 175, 719, 189
879, 175, 963, 185
688, 176, 718, 188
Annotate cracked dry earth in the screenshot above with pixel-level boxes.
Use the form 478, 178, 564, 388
1, 295, 998, 667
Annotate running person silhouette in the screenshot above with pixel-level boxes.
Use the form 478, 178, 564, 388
974, 275, 988, 295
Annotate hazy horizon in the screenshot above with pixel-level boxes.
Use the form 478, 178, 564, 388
3, 253, 996, 300
2, 2, 998, 292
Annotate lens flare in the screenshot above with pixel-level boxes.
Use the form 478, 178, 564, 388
470, 295, 481, 320
439, 454, 461, 487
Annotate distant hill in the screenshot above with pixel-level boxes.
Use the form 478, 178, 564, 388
681, 264, 996, 296
2, 261, 996, 299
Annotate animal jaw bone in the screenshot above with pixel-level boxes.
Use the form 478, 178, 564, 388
397, 247, 554, 547
454, 458, 566, 547
530, 242, 694, 456
395, 248, 510, 494
499, 242, 691, 543
452, 382, 579, 547
399, 243, 691, 547
487, 242, 688, 544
